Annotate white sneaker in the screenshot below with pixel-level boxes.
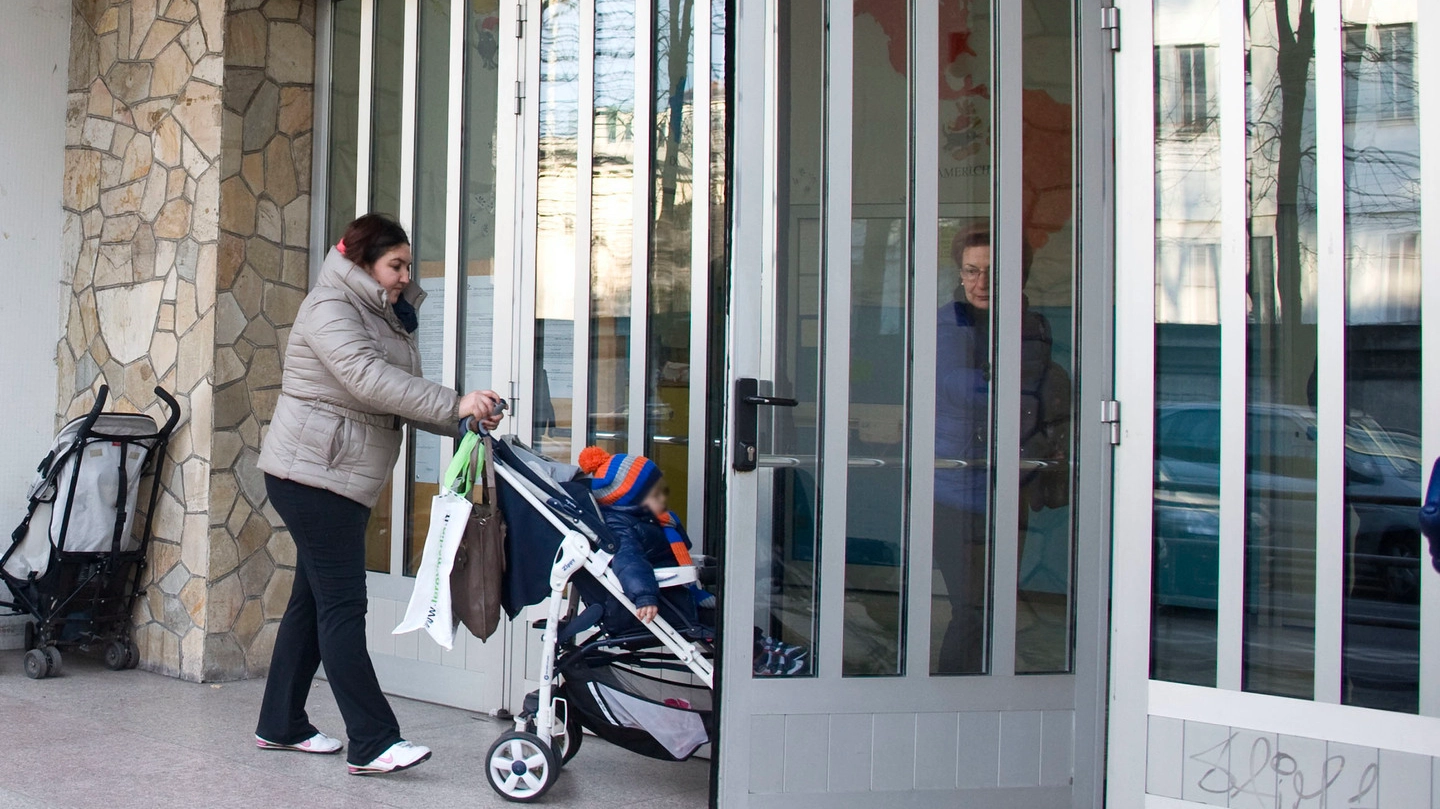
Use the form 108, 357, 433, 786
348, 741, 432, 775
255, 731, 344, 754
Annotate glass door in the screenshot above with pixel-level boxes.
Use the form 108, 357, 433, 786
716, 0, 1113, 805
506, 0, 728, 712
318, 0, 521, 712
1106, 0, 1440, 804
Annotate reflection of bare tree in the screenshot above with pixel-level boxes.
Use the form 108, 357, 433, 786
649, 0, 696, 331
1246, 0, 1315, 405
1250, 0, 1312, 322
655, 0, 694, 222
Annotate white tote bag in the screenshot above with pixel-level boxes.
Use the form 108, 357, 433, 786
393, 433, 481, 650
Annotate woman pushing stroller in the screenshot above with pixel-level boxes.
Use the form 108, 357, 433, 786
254, 214, 505, 775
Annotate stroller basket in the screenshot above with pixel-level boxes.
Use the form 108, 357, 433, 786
561, 655, 714, 762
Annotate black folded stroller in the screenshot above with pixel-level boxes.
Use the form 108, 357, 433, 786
2, 385, 180, 678
482, 436, 715, 802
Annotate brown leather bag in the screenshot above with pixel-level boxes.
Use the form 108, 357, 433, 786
450, 437, 506, 641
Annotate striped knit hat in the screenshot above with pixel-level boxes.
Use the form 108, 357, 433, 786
578, 446, 661, 507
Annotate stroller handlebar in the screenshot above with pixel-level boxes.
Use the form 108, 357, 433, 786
153, 386, 182, 437
79, 385, 111, 439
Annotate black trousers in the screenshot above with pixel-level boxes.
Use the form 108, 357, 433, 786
256, 475, 401, 765
933, 504, 988, 674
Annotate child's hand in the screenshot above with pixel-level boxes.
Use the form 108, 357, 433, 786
636, 605, 658, 624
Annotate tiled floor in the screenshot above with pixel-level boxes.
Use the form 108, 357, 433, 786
0, 651, 710, 809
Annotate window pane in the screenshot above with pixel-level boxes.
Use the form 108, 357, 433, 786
370, 0, 406, 216
328, 0, 386, 573
327, 0, 362, 246
533, 0, 580, 460
589, 0, 636, 454
843, 0, 910, 678
645, 0, 695, 523
931, 0, 993, 677
404, 0, 453, 577
1151, 0, 1222, 687
1242, 0, 1318, 699
358, 0, 401, 573
701, 0, 728, 551
754, 0, 825, 677
1014, 0, 1077, 675
1342, 0, 1421, 714
461, 0, 503, 394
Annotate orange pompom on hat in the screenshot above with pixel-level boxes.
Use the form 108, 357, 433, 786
578, 446, 662, 508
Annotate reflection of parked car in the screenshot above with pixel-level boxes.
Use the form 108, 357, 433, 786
1154, 403, 1422, 612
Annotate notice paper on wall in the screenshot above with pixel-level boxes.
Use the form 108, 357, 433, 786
416, 277, 446, 382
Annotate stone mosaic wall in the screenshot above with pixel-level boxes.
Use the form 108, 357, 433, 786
55, 0, 316, 681
206, 0, 315, 679
57, 0, 225, 681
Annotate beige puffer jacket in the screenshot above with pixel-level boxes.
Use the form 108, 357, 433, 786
258, 247, 459, 507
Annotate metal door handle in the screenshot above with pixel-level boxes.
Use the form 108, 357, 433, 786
734, 378, 799, 472
742, 394, 799, 408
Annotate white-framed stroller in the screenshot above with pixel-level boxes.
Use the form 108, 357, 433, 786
2, 385, 180, 678
482, 435, 715, 802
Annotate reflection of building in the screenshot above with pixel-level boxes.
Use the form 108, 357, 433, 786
3, 0, 1439, 807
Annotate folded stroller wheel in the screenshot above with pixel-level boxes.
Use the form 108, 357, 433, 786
23, 649, 49, 679
485, 731, 558, 802
103, 640, 129, 671
125, 639, 140, 669
42, 646, 62, 677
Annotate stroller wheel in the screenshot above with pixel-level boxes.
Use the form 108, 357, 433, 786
23, 649, 49, 679
125, 639, 140, 669
486, 731, 558, 802
551, 705, 583, 766
42, 646, 63, 676
525, 706, 582, 767
103, 640, 129, 671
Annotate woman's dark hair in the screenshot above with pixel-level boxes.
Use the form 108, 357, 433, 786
340, 213, 410, 268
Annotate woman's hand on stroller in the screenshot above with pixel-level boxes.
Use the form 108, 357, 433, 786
636, 605, 658, 624
460, 390, 506, 431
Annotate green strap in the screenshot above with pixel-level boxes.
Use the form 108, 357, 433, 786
445, 432, 484, 496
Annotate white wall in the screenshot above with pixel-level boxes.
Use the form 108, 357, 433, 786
0, 0, 70, 533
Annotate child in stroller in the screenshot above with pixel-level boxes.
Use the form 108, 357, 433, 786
576, 447, 713, 632
577, 446, 804, 675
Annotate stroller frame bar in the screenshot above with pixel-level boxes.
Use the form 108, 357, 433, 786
486, 447, 714, 753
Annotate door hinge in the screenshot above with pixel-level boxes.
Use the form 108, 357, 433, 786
515, 80, 524, 115
1101, 6, 1120, 51
1100, 400, 1121, 445
516, 3, 526, 38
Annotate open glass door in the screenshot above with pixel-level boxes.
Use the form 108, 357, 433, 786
506, 0, 728, 715
716, 0, 1113, 805
319, 0, 521, 712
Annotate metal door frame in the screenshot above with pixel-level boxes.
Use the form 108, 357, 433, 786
714, 0, 1116, 805
312, 0, 525, 713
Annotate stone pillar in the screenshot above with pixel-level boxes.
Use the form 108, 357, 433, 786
205, 0, 315, 680
57, 0, 224, 680
54, 0, 316, 681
